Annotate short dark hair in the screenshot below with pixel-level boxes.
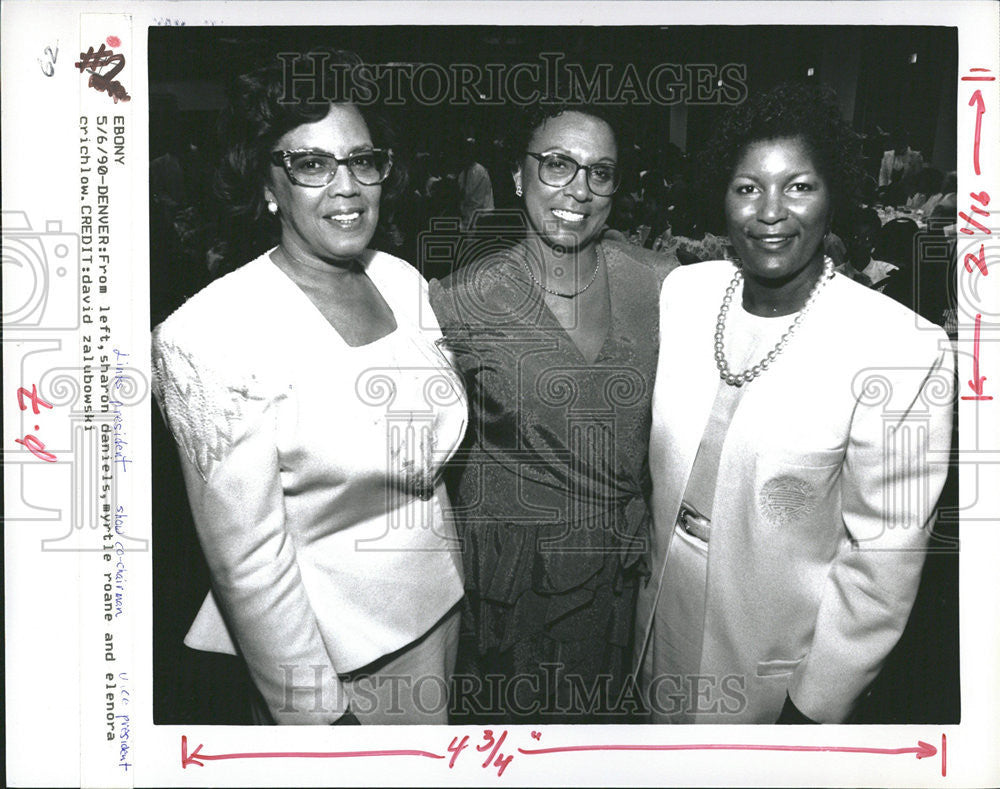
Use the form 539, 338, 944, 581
700, 82, 864, 228
915, 166, 944, 195
841, 205, 881, 238
506, 101, 625, 169
215, 48, 407, 225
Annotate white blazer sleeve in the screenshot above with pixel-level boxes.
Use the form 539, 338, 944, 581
152, 333, 347, 724
788, 335, 954, 722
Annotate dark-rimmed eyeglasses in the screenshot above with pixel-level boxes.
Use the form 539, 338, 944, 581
269, 148, 393, 187
525, 152, 621, 196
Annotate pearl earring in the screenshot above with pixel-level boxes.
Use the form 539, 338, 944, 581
515, 184, 523, 197
267, 200, 278, 215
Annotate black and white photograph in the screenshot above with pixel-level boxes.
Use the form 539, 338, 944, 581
3, 2, 998, 788
149, 24, 960, 728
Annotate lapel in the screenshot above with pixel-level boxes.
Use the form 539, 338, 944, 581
660, 262, 735, 516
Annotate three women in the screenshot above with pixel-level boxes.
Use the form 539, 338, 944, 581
153, 55, 952, 726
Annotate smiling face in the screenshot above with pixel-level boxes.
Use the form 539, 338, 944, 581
265, 103, 380, 266
515, 111, 616, 251
725, 135, 833, 291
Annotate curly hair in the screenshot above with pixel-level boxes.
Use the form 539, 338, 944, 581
214, 48, 407, 258
506, 100, 626, 169
699, 82, 864, 229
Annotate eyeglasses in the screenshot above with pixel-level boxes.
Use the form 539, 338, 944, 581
525, 152, 621, 196
269, 148, 393, 187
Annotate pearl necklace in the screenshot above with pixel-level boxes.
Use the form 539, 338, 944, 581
714, 256, 835, 387
522, 243, 604, 298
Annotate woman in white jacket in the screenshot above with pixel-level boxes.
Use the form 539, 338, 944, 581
637, 84, 953, 724
152, 51, 467, 725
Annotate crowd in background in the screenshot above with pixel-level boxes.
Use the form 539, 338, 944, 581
150, 117, 958, 333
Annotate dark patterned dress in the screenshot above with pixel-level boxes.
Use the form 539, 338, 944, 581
430, 238, 673, 723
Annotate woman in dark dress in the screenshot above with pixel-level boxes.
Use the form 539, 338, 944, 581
430, 102, 677, 723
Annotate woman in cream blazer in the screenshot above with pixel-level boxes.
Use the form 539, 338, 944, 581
637, 84, 953, 724
638, 260, 952, 724
152, 52, 467, 725
153, 248, 468, 725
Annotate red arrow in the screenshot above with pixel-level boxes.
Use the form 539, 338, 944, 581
517, 740, 938, 760
181, 735, 445, 768
965, 313, 991, 399
969, 90, 985, 175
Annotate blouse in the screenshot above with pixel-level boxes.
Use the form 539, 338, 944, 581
151, 249, 468, 723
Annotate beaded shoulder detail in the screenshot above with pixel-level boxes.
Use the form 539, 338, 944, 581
151, 336, 276, 481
